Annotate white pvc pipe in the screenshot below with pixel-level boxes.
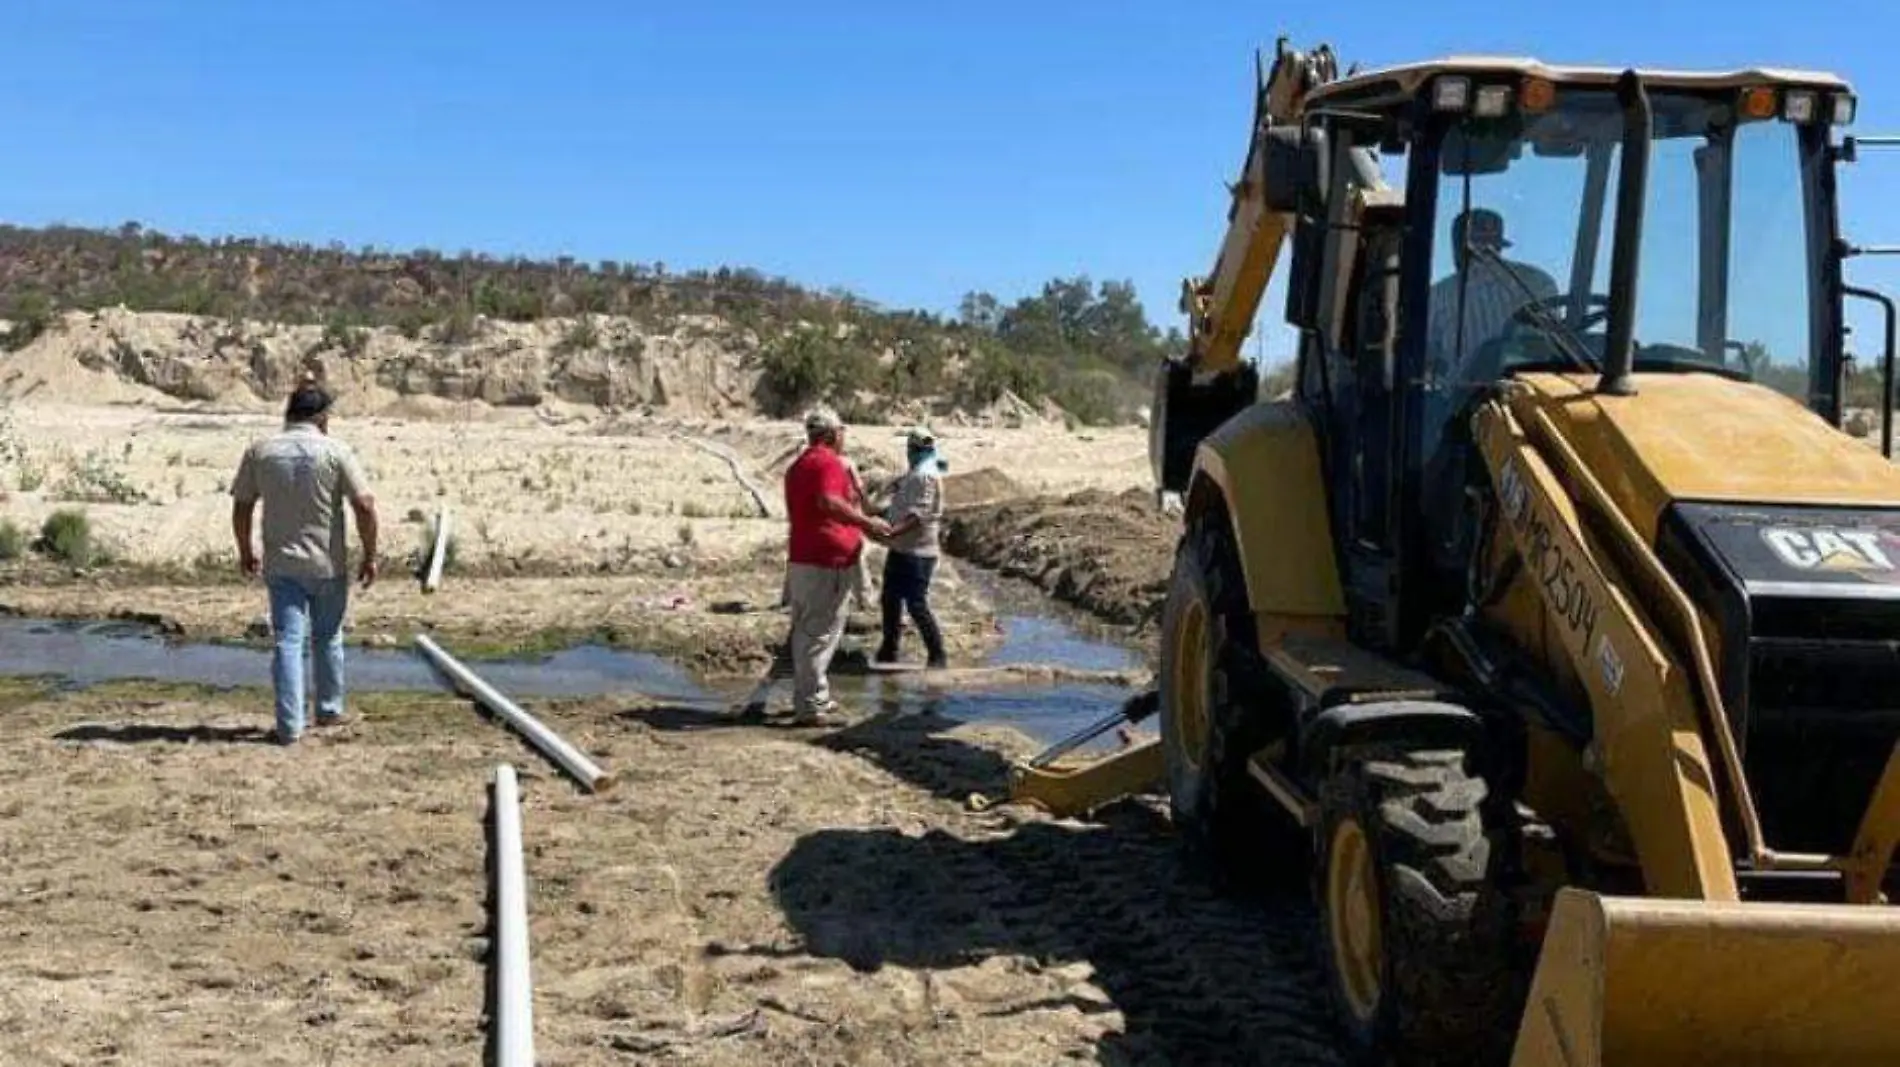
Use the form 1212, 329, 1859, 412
414, 633, 613, 792
423, 506, 451, 593
490, 763, 535, 1067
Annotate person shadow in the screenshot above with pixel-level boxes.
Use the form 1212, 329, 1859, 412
620, 697, 1349, 1065
52, 723, 275, 745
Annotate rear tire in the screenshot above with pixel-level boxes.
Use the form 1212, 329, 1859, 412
1160, 508, 1303, 891
1316, 744, 1518, 1067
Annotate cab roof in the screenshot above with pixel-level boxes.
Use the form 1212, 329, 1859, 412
1307, 55, 1851, 107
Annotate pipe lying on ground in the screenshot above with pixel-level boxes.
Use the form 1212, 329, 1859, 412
414, 633, 614, 792
490, 763, 535, 1067
671, 434, 774, 518
422, 506, 452, 594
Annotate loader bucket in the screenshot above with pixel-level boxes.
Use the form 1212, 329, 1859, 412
1510, 886, 1900, 1067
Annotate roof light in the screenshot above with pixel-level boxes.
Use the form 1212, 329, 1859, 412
1783, 89, 1818, 124
1521, 78, 1556, 113
1741, 86, 1777, 120
1433, 76, 1470, 112
1832, 93, 1858, 126
1474, 85, 1512, 118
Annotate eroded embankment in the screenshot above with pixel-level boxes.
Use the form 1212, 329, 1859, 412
943, 486, 1177, 636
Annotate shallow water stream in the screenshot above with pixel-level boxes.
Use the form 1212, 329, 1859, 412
0, 572, 1151, 747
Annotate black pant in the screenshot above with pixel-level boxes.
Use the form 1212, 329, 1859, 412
877, 550, 946, 664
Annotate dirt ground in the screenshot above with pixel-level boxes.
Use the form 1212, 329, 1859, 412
0, 679, 1344, 1067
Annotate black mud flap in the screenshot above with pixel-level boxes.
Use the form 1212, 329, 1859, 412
1149, 358, 1260, 493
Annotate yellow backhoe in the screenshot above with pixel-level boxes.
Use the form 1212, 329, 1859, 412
1009, 37, 1900, 1066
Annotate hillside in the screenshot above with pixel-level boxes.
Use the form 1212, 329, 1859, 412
0, 223, 1182, 423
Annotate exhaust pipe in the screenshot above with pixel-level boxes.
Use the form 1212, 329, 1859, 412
1599, 70, 1651, 397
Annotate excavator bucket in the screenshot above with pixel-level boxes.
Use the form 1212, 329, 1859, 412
1510, 887, 1900, 1067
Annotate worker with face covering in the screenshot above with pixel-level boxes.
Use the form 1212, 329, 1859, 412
874, 426, 949, 669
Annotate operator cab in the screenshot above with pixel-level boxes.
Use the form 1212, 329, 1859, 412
1276, 58, 1870, 652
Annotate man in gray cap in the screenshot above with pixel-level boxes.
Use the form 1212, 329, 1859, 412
742, 406, 891, 725
230, 379, 380, 744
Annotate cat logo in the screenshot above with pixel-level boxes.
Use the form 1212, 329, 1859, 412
1760, 526, 1897, 573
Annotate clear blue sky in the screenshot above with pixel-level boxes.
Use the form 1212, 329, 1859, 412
4, 1, 1899, 364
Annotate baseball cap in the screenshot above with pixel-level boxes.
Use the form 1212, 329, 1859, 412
904, 426, 937, 449
285, 382, 334, 422
804, 406, 843, 433
1455, 208, 1512, 250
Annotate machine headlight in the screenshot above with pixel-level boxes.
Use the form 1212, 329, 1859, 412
1474, 85, 1512, 118
1783, 89, 1818, 124
1433, 76, 1471, 112
1833, 93, 1858, 126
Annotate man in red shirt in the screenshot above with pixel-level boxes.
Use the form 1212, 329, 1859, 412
742, 407, 890, 724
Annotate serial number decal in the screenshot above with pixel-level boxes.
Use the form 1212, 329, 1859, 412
1498, 457, 1601, 648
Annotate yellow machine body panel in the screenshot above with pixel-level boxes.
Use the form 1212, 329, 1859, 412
1190, 400, 1347, 636
1511, 887, 1900, 1067
1511, 371, 1900, 541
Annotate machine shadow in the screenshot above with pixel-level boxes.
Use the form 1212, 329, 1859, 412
770, 814, 1343, 1066
763, 699, 1344, 1065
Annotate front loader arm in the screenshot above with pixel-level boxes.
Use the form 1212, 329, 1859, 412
1469, 393, 1739, 901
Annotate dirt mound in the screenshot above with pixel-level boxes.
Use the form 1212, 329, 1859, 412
944, 487, 1177, 631
940, 466, 1021, 509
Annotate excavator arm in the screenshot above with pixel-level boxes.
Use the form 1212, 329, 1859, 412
1150, 39, 1341, 494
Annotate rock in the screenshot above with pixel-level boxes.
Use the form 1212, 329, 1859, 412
246, 615, 272, 639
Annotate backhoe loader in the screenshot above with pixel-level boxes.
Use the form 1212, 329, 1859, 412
1010, 37, 1900, 1066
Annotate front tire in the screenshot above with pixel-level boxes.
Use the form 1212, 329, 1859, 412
1159, 509, 1298, 890
1316, 745, 1519, 1067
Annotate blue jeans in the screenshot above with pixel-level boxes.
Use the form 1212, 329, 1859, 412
876, 551, 946, 665
266, 574, 349, 738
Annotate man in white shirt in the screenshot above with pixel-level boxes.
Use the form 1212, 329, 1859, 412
874, 426, 948, 669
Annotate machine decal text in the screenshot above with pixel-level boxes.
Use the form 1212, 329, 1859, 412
1504, 461, 1601, 648
1760, 526, 1897, 574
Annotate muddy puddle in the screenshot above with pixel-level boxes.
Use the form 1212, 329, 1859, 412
0, 576, 1152, 749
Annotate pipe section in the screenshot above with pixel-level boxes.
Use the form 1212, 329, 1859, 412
490, 763, 535, 1067
415, 633, 613, 792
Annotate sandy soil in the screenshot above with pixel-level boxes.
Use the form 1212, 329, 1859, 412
0, 679, 1343, 1066
0, 397, 1156, 672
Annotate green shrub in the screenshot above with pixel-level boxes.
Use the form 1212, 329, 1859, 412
3, 292, 54, 351
0, 520, 23, 561
39, 508, 92, 565
752, 327, 883, 418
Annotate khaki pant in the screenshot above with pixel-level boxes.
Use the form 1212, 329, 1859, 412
780, 562, 854, 711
